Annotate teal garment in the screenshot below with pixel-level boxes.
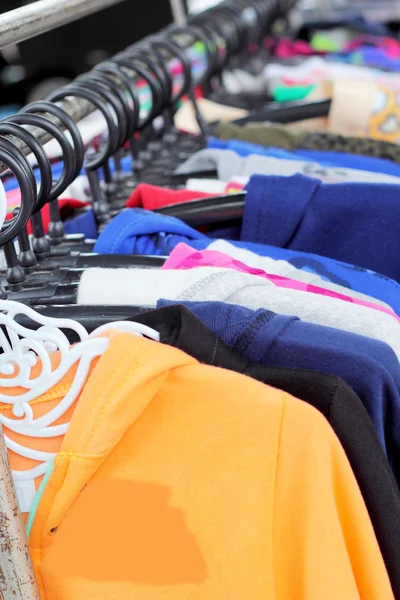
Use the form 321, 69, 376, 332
26, 461, 54, 539
272, 84, 315, 103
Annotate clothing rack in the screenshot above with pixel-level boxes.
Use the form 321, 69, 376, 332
169, 0, 187, 25
0, 0, 187, 172
0, 1, 296, 598
0, 0, 295, 177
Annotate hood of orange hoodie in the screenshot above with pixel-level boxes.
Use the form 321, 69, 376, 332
29, 333, 196, 558
27, 330, 397, 600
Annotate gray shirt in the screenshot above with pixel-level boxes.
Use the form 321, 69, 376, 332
175, 148, 400, 184
78, 267, 400, 361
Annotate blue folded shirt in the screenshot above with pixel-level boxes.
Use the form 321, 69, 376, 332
157, 299, 400, 482
208, 137, 304, 160
64, 209, 97, 239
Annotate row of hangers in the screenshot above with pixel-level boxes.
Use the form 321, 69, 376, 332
0, 0, 302, 328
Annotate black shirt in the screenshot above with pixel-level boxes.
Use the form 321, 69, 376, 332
135, 304, 400, 599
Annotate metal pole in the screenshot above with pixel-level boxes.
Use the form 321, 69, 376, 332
169, 0, 187, 25
0, 425, 40, 599
0, 0, 127, 49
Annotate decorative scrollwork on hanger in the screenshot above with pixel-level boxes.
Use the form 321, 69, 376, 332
0, 300, 159, 499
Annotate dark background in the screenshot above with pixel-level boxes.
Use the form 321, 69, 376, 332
0, 0, 182, 107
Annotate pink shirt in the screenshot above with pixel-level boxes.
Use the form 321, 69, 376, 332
163, 243, 399, 321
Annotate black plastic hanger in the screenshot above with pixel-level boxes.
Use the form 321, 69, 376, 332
230, 99, 332, 126
95, 60, 140, 137
156, 191, 246, 226
110, 53, 165, 179
167, 24, 215, 88
112, 55, 163, 129
77, 75, 128, 151
83, 71, 137, 198
9, 112, 76, 201
188, 19, 227, 91
0, 141, 36, 246
48, 83, 120, 228
114, 45, 195, 183
0, 135, 38, 295
127, 43, 173, 113
16, 304, 150, 335
48, 84, 120, 167
20, 101, 86, 246
0, 121, 52, 211
94, 60, 141, 171
0, 109, 88, 292
0, 121, 52, 277
154, 33, 208, 135
76, 73, 130, 203
8, 112, 77, 262
132, 40, 176, 132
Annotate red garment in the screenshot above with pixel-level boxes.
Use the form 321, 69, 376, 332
126, 183, 216, 210
6, 193, 88, 235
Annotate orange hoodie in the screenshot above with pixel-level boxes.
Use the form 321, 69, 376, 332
8, 333, 393, 599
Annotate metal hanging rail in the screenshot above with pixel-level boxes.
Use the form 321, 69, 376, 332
169, 0, 187, 25
0, 0, 127, 49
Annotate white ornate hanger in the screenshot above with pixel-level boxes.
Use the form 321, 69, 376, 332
0, 300, 160, 511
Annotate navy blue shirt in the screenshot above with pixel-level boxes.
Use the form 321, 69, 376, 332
242, 173, 400, 281
157, 299, 400, 484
